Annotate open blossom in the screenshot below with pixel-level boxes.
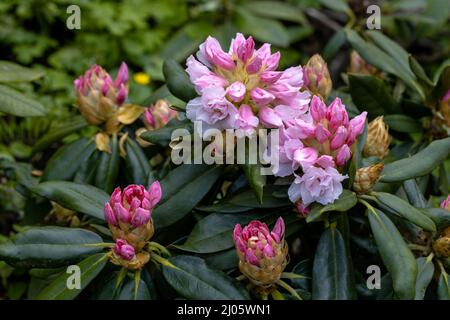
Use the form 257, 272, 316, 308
233, 218, 288, 287
74, 63, 128, 133
114, 239, 135, 261
288, 166, 348, 206
185, 33, 310, 135
267, 96, 367, 178
104, 182, 162, 250
441, 195, 450, 211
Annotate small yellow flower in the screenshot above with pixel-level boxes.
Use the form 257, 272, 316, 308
133, 72, 151, 85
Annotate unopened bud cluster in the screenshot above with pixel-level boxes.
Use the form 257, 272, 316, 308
104, 182, 162, 269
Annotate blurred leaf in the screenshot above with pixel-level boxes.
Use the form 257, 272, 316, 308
383, 115, 422, 133
0, 85, 45, 117
140, 119, 193, 147
242, 1, 307, 24
323, 29, 346, 60
318, 0, 351, 14
438, 270, 450, 300
348, 74, 399, 118
32, 116, 87, 155
235, 7, 290, 48
0, 61, 45, 82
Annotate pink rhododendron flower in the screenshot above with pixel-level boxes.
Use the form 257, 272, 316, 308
144, 100, 178, 130
185, 33, 310, 135
288, 166, 348, 206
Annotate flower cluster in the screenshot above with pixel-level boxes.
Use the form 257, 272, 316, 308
233, 217, 288, 287
74, 63, 128, 134
266, 95, 366, 209
185, 33, 310, 135
104, 182, 162, 269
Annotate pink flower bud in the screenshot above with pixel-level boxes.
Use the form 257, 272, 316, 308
114, 62, 129, 88
327, 98, 349, 133
330, 126, 348, 150
315, 123, 330, 143
226, 81, 246, 102
310, 95, 327, 122
295, 201, 310, 217
114, 239, 135, 261
104, 202, 118, 226
441, 195, 450, 211
347, 112, 367, 145
232, 33, 255, 63
270, 217, 285, 243
131, 208, 151, 227
336, 144, 351, 166
246, 57, 262, 74
250, 87, 275, 106
148, 181, 162, 208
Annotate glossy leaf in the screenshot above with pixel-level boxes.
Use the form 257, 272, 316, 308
95, 134, 119, 194
36, 253, 107, 300
367, 207, 417, 299
163, 59, 197, 103
415, 256, 434, 300
381, 137, 450, 182
0, 227, 104, 268
312, 228, 356, 300
162, 255, 250, 300
306, 190, 357, 223
140, 119, 193, 147
374, 192, 436, 231
125, 138, 151, 185
153, 164, 223, 228
32, 181, 109, 221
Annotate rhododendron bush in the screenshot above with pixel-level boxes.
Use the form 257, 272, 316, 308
0, 0, 449, 301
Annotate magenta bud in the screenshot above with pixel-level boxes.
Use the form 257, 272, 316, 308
148, 181, 162, 208
250, 87, 275, 106
315, 123, 331, 143
330, 126, 348, 150
336, 144, 351, 166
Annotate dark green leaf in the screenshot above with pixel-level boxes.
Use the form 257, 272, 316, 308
367, 207, 417, 299
42, 138, 95, 182
140, 119, 193, 147
125, 138, 151, 185
312, 228, 356, 300
381, 137, 450, 182
162, 255, 250, 300
374, 192, 436, 231
415, 256, 434, 300
36, 253, 107, 300
32, 181, 109, 221
438, 271, 450, 300
307, 190, 357, 223
0, 227, 103, 268
153, 164, 223, 228
348, 74, 398, 118
420, 208, 450, 230
95, 135, 119, 194
241, 162, 266, 204
163, 59, 197, 103
32, 116, 87, 154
